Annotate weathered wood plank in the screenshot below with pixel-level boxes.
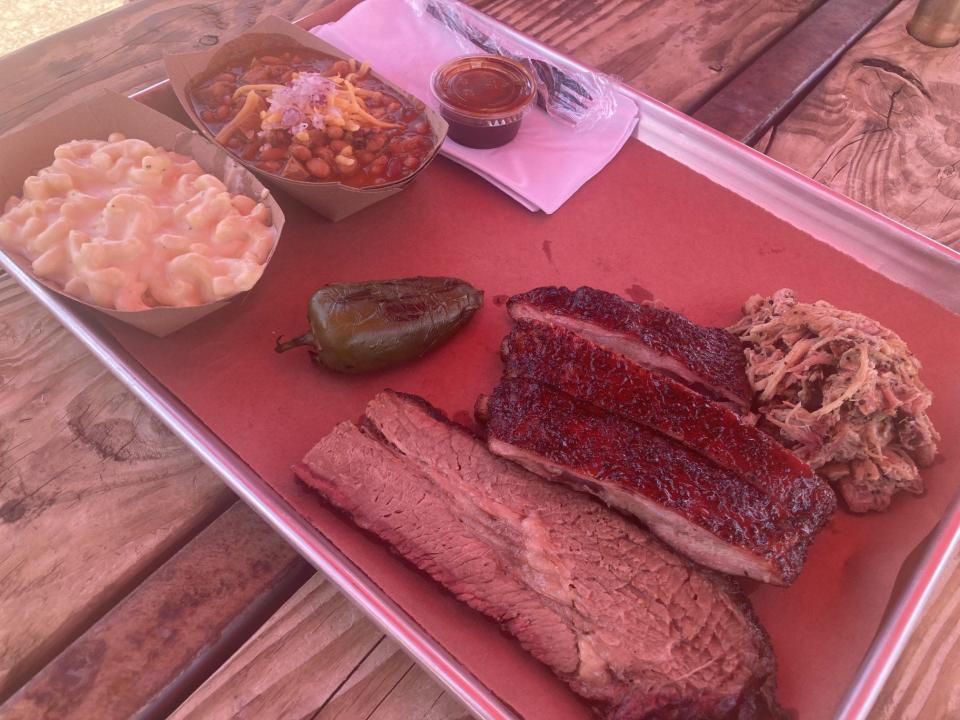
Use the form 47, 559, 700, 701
869, 549, 960, 720
0, 273, 235, 701
693, 0, 900, 143
0, 503, 311, 720
464, 0, 826, 111
760, 0, 960, 247
175, 574, 387, 720
0, 0, 829, 138
313, 638, 416, 720
0, 0, 321, 135
363, 662, 472, 720
169, 573, 384, 719
170, 572, 469, 720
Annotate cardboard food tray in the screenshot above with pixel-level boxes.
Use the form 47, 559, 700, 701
0, 89, 285, 337
164, 15, 448, 222
2, 5, 959, 720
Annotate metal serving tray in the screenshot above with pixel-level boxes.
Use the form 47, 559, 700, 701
3, 3, 959, 718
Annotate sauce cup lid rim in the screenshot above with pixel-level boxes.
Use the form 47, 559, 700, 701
430, 54, 537, 121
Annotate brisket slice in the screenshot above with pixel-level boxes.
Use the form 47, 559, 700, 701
508, 286, 752, 411
479, 377, 807, 585
295, 390, 782, 720
502, 322, 836, 522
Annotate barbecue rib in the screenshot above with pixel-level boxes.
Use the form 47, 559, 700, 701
295, 390, 782, 720
508, 286, 752, 410
502, 322, 837, 522
479, 377, 811, 585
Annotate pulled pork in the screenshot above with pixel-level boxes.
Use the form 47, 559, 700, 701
729, 289, 939, 513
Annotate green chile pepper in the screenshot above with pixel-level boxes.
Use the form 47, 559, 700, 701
275, 276, 483, 373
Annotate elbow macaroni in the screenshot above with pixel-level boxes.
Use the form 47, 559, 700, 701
0, 133, 276, 311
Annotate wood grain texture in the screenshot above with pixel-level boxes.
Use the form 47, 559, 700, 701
170, 573, 469, 720
0, 503, 312, 720
360, 662, 471, 720
760, 0, 960, 247
169, 574, 383, 720
0, 273, 234, 701
463, 0, 826, 111
693, 0, 900, 143
0, 0, 831, 136
313, 638, 421, 720
870, 549, 960, 720
0, 0, 322, 135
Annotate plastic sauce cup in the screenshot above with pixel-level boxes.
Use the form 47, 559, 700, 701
430, 55, 537, 149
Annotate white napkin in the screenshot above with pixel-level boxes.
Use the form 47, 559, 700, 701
311, 0, 639, 213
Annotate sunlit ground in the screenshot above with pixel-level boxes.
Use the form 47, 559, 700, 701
0, 0, 124, 57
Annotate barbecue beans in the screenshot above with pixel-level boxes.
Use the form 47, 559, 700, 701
306, 158, 332, 178
190, 48, 436, 187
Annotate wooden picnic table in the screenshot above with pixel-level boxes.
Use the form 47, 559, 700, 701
0, 0, 957, 718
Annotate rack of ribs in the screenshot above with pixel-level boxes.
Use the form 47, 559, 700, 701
508, 286, 753, 411
478, 376, 813, 585
500, 322, 836, 518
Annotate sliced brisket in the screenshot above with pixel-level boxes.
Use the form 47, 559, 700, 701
502, 322, 837, 523
508, 286, 752, 410
479, 377, 810, 585
296, 390, 782, 720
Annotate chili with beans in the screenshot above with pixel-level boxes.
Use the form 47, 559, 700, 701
189, 48, 436, 188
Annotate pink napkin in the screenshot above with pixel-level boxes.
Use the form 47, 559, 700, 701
311, 0, 638, 213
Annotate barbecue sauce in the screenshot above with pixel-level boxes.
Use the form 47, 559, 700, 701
431, 56, 537, 149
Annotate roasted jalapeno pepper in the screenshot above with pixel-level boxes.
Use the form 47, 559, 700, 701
275, 276, 483, 373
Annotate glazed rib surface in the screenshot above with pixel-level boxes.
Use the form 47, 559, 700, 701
501, 322, 837, 524
508, 286, 752, 410
480, 377, 810, 585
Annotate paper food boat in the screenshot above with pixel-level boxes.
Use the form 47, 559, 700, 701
0, 89, 285, 337
164, 15, 449, 222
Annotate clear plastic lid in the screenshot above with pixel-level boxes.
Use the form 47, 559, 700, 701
430, 55, 537, 125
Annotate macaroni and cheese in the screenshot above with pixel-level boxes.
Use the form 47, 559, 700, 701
0, 133, 276, 311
